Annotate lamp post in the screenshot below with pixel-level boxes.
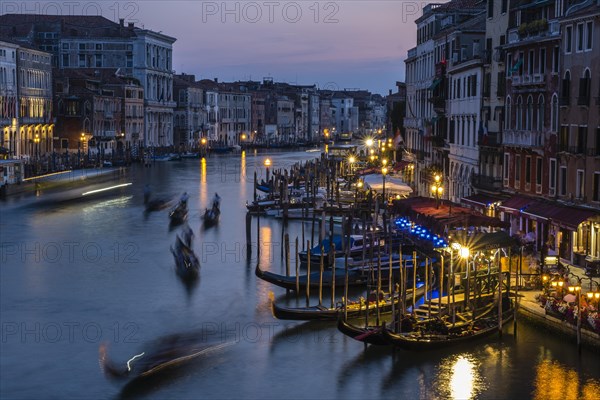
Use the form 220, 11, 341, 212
347, 155, 356, 179
355, 179, 363, 207
382, 166, 388, 202
431, 173, 443, 209
459, 245, 471, 310
33, 134, 40, 174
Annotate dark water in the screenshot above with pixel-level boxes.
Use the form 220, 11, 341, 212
1, 150, 599, 400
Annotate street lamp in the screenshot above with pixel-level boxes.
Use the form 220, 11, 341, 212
382, 166, 388, 202
365, 138, 374, 148
431, 173, 443, 209
355, 179, 363, 207
34, 134, 40, 174
347, 155, 356, 178
459, 245, 471, 310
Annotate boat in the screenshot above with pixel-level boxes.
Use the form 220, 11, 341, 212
99, 331, 234, 382
181, 152, 199, 159
298, 234, 385, 267
203, 205, 220, 228
168, 153, 182, 161
337, 317, 393, 346
380, 296, 514, 350
145, 198, 171, 213
152, 155, 171, 162
255, 256, 425, 292
170, 236, 200, 282
211, 146, 233, 154
169, 202, 188, 226
271, 283, 425, 321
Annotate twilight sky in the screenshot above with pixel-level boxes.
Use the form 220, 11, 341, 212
5, 1, 440, 95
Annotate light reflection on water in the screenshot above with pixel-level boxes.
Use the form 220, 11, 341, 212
533, 358, 600, 400
436, 354, 486, 400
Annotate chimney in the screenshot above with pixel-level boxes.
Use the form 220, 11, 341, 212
214, 78, 218, 83
128, 22, 134, 29
119, 18, 124, 27
389, 89, 392, 95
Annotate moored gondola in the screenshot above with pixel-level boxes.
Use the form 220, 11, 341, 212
380, 297, 514, 350
272, 284, 425, 321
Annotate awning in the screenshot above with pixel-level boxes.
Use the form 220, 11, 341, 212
392, 196, 508, 236
452, 230, 519, 252
461, 194, 505, 209
498, 195, 535, 214
429, 78, 442, 91
521, 202, 599, 231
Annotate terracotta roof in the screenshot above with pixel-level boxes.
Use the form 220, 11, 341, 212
0, 14, 136, 39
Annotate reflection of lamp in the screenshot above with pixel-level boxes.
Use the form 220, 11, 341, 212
264, 158, 271, 181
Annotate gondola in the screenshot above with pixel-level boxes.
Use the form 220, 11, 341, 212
298, 235, 386, 267
336, 287, 427, 345
171, 236, 200, 282
169, 202, 188, 226
337, 318, 391, 346
99, 332, 234, 382
255, 257, 425, 292
202, 205, 220, 228
271, 283, 425, 321
144, 198, 171, 213
255, 263, 366, 290
381, 297, 514, 350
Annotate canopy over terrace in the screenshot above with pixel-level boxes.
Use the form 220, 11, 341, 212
362, 174, 413, 197
392, 196, 509, 236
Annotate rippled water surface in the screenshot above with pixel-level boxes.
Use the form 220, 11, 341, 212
1, 150, 599, 399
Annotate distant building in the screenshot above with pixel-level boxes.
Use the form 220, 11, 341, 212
0, 41, 19, 157
0, 15, 176, 148
173, 73, 206, 149
11, 42, 53, 160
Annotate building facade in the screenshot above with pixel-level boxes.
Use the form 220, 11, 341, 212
0, 41, 19, 158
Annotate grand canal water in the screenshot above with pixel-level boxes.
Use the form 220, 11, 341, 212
1, 150, 599, 400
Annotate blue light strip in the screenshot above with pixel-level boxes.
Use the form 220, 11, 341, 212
394, 217, 448, 248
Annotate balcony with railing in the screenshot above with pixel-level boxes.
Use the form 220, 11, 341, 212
472, 173, 503, 192
477, 133, 501, 147
404, 117, 423, 129
511, 74, 545, 87
502, 130, 545, 148
508, 19, 559, 44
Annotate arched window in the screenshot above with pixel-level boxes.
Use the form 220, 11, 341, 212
537, 95, 545, 132
551, 94, 559, 132
505, 96, 512, 130
526, 95, 534, 131
578, 68, 591, 106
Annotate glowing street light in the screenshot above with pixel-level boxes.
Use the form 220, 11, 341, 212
431, 173, 444, 209
365, 138, 374, 148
